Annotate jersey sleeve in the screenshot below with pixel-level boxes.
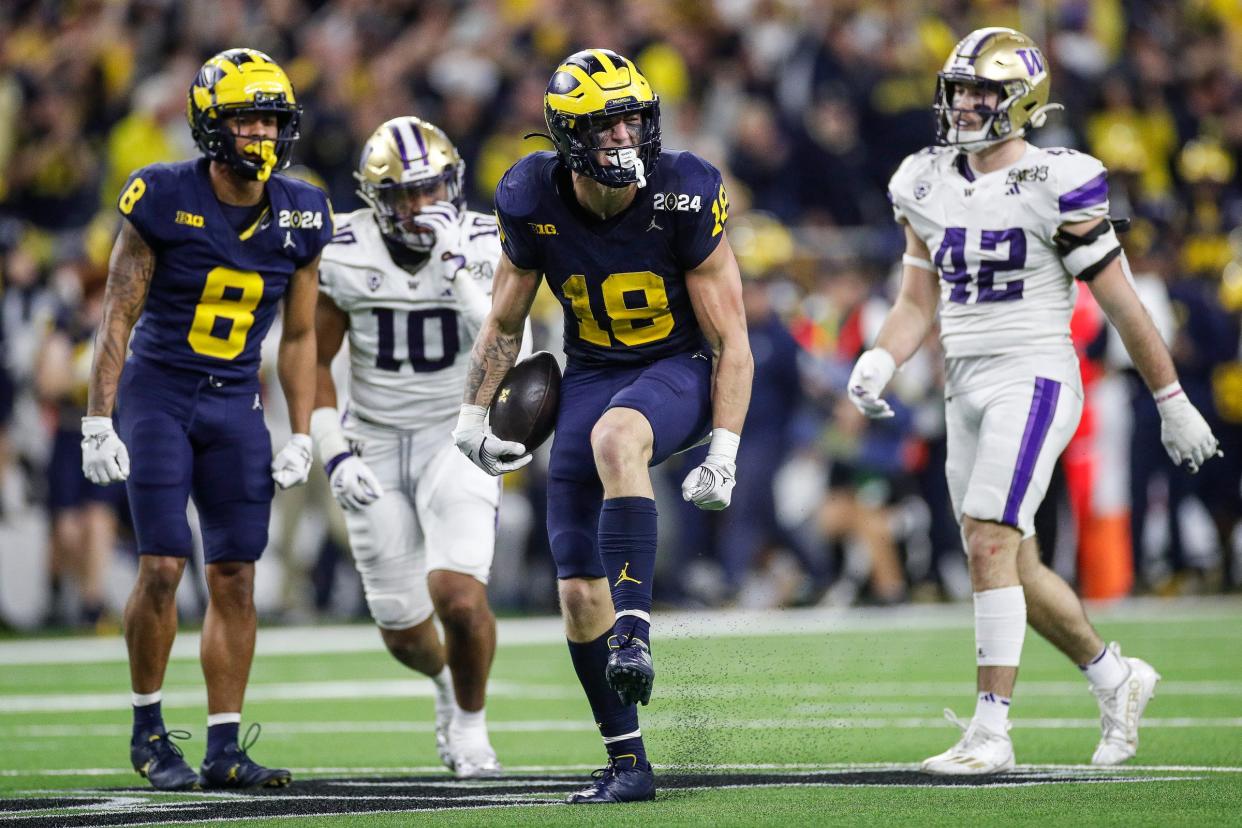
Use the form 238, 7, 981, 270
671, 153, 729, 270
316, 257, 350, 309
1054, 152, 1110, 225
887, 149, 929, 226
116, 166, 165, 249
297, 188, 335, 268
493, 161, 541, 271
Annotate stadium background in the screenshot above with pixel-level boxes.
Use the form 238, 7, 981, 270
0, 0, 1239, 632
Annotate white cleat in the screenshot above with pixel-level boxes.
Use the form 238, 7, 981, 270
1091, 643, 1161, 766
921, 710, 1015, 775
451, 742, 503, 779
434, 693, 455, 772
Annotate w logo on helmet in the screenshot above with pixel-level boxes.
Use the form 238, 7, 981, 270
1015, 48, 1044, 77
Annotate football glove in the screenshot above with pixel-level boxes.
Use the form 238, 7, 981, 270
81, 416, 130, 485
415, 200, 463, 260
453, 404, 532, 476
847, 347, 896, 419
326, 454, 384, 511
681, 428, 739, 511
271, 433, 313, 489
1155, 383, 1222, 473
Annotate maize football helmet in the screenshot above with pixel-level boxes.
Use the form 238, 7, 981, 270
544, 48, 661, 188
187, 48, 301, 181
355, 116, 466, 252
934, 27, 1061, 153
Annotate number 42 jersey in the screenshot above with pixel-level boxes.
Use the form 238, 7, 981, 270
118, 159, 333, 381
888, 143, 1111, 369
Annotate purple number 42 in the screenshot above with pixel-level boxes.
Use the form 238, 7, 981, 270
933, 227, 1026, 303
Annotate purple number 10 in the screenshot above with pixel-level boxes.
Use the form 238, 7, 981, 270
933, 227, 1026, 303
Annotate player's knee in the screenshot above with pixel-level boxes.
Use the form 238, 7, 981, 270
366, 590, 429, 630
590, 416, 652, 479
205, 562, 256, 609
558, 578, 611, 627
436, 590, 489, 632
963, 518, 1019, 567
380, 618, 438, 663
136, 556, 184, 602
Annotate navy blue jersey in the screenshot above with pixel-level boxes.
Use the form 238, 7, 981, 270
118, 159, 333, 380
495, 150, 728, 367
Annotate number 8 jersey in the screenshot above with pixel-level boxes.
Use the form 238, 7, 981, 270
888, 143, 1110, 377
118, 159, 334, 380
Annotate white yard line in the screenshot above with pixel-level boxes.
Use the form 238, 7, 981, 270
4, 677, 1241, 715
3, 760, 1241, 780
2, 596, 1239, 666
4, 715, 1242, 746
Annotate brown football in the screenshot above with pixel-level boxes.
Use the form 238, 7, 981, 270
489, 351, 562, 450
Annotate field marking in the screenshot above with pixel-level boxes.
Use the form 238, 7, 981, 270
2, 596, 1239, 666
5, 677, 1242, 715
6, 761, 1242, 780
7, 715, 1242, 744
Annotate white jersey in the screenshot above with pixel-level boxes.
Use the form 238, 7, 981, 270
889, 142, 1110, 391
319, 208, 501, 431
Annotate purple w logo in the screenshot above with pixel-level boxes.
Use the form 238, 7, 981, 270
1016, 48, 1044, 76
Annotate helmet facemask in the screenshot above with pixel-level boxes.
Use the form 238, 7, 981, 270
358, 167, 464, 253
934, 75, 1026, 153
205, 102, 301, 181
546, 98, 661, 189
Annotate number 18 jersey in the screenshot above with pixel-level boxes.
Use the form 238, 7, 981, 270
118, 159, 333, 381
888, 142, 1110, 376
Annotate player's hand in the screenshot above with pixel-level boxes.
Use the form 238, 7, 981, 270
81, 416, 130, 485
416, 200, 462, 255
681, 428, 740, 510
681, 457, 737, 510
271, 433, 313, 489
847, 348, 897, 419
452, 404, 532, 476
1156, 384, 1222, 473
326, 453, 384, 511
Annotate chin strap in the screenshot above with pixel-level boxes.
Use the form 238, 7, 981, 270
1028, 102, 1065, 129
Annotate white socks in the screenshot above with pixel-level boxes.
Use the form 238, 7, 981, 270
1081, 644, 1128, 690
451, 706, 488, 746
132, 690, 162, 707
974, 586, 1026, 666
974, 691, 1011, 731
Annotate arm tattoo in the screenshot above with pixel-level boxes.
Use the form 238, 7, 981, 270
463, 328, 522, 407
87, 221, 154, 417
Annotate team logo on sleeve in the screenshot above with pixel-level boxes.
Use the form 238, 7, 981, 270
367, 272, 382, 291
915, 181, 932, 200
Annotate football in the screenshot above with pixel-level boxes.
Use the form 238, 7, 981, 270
489, 351, 562, 450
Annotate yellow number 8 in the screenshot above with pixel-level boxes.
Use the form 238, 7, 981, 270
119, 177, 146, 215
187, 267, 264, 359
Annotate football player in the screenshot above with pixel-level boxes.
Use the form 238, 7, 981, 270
454, 49, 753, 803
849, 28, 1222, 774
312, 117, 519, 777
82, 49, 331, 790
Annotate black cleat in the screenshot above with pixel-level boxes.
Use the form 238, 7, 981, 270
606, 635, 654, 706
198, 723, 292, 789
131, 728, 201, 791
565, 758, 656, 804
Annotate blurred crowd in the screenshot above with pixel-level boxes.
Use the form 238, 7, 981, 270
0, 0, 1239, 630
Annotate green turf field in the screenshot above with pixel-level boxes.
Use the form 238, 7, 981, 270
2, 599, 1240, 826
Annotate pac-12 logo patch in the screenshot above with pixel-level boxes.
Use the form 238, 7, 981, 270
914, 181, 931, 201
367, 272, 382, 291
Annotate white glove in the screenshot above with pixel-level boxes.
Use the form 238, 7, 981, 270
416, 200, 463, 262
81, 416, 129, 485
326, 453, 384, 511
1155, 383, 1222, 473
452, 404, 532, 476
271, 433, 313, 489
847, 347, 897, 419
681, 428, 739, 511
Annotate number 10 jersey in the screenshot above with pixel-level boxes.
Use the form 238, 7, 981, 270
318, 208, 502, 432
888, 142, 1111, 381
